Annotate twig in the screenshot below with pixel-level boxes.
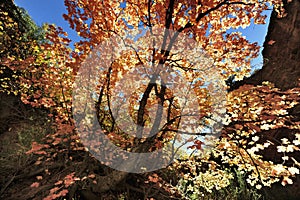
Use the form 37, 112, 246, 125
0, 174, 15, 196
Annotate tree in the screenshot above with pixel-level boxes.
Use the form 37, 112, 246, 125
0, 0, 46, 133
0, 0, 47, 95
1, 0, 299, 199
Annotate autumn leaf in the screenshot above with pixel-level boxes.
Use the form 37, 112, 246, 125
268, 40, 276, 45
148, 174, 159, 183
30, 182, 40, 188
187, 140, 205, 150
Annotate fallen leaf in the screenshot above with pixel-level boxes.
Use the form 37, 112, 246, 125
30, 182, 40, 188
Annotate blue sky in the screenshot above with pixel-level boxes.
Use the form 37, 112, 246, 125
15, 0, 81, 46
15, 0, 272, 71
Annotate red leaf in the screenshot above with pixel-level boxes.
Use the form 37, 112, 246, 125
187, 140, 204, 150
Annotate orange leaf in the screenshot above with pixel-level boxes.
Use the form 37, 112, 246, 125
30, 182, 40, 188
267, 40, 276, 45
55, 180, 63, 186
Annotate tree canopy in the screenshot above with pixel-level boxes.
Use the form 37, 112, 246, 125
0, 0, 299, 199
